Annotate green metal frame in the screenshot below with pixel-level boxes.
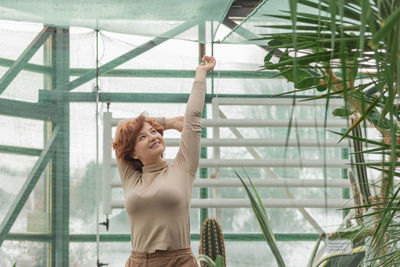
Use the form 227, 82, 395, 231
0, 16, 350, 266
0, 126, 60, 246
38, 91, 325, 104
0, 26, 55, 94
0, 98, 59, 121
48, 28, 70, 267
341, 129, 350, 218
199, 22, 209, 224
6, 233, 320, 242
0, 57, 280, 78
0, 145, 42, 156
60, 20, 197, 91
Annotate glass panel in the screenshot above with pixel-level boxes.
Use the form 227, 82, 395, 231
0, 241, 48, 266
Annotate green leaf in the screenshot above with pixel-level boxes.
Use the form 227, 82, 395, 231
264, 49, 276, 66
268, 39, 283, 46
295, 76, 323, 89
367, 109, 392, 130
378, 99, 391, 127
370, 6, 400, 48
329, 130, 388, 147
215, 255, 224, 267
332, 107, 353, 117
316, 84, 328, 92
234, 170, 286, 267
338, 96, 380, 142
197, 255, 216, 267
243, 169, 270, 230
307, 233, 325, 267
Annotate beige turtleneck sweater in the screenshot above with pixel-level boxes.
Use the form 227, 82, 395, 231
116, 81, 205, 253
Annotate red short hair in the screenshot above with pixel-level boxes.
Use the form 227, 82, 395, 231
112, 113, 164, 171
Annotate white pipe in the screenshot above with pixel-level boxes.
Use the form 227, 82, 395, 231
212, 98, 222, 220
196, 178, 350, 188
112, 118, 348, 128
108, 137, 379, 148
218, 109, 325, 233
163, 138, 353, 147
110, 159, 349, 168
212, 98, 345, 106
102, 112, 112, 215
110, 178, 350, 188
111, 199, 352, 209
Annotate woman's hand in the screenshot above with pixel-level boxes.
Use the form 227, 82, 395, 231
165, 116, 184, 132
195, 56, 216, 82
197, 55, 216, 72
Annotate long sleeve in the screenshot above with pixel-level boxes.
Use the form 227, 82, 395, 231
173, 81, 206, 176
117, 158, 137, 190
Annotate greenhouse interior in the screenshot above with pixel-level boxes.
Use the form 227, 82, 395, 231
1, 0, 400, 266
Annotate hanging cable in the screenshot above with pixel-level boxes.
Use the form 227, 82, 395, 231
210, 20, 220, 99
95, 28, 100, 267
95, 29, 108, 267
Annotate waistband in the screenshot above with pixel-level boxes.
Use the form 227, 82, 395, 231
130, 247, 193, 260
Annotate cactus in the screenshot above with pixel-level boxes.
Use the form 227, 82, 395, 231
199, 218, 226, 267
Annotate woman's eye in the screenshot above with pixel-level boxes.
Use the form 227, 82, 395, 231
152, 129, 156, 133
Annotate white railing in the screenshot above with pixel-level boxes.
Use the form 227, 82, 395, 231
102, 97, 355, 227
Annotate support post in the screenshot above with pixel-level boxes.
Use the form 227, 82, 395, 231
199, 21, 208, 224
341, 128, 350, 218
47, 28, 70, 267
212, 99, 222, 221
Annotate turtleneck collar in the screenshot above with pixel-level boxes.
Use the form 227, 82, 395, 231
142, 160, 168, 173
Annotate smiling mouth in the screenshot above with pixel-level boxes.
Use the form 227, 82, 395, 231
150, 142, 160, 148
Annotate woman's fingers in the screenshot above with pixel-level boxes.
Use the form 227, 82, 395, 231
198, 55, 216, 71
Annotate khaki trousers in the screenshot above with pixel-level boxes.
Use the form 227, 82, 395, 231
125, 247, 199, 267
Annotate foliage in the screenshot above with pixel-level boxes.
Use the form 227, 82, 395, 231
70, 161, 102, 221
258, 0, 400, 265
234, 169, 286, 267
197, 255, 224, 267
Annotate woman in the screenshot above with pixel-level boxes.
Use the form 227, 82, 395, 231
112, 56, 216, 267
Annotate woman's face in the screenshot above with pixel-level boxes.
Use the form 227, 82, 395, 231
132, 122, 165, 165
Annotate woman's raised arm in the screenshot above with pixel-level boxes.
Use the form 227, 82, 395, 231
172, 56, 216, 176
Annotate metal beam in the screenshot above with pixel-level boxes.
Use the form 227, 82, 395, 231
0, 126, 60, 247
70, 69, 278, 78
226, 7, 257, 18
222, 17, 283, 56
163, 138, 351, 147
112, 198, 352, 209
50, 27, 70, 267
38, 90, 330, 103
0, 57, 279, 78
111, 178, 350, 188
68, 233, 319, 242
111, 118, 348, 128
0, 145, 42, 156
0, 26, 55, 94
5, 233, 319, 242
0, 57, 51, 74
111, 158, 349, 168
57, 20, 197, 91
0, 98, 59, 121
